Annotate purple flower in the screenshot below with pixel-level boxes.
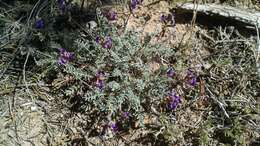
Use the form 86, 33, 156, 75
131, 0, 137, 10
167, 91, 181, 110
58, 0, 66, 11
186, 69, 197, 87
96, 79, 104, 90
96, 37, 112, 49
160, 15, 167, 22
95, 36, 100, 43
167, 67, 175, 77
96, 71, 105, 78
110, 122, 118, 132
189, 76, 197, 86
35, 19, 44, 29
58, 48, 74, 65
122, 111, 129, 119
102, 37, 112, 49
130, 0, 142, 10
95, 71, 105, 90
58, 57, 67, 65
160, 13, 175, 26
105, 10, 117, 21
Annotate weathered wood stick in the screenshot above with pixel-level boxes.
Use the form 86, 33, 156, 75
177, 3, 260, 29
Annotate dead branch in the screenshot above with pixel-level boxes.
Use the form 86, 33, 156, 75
177, 3, 260, 29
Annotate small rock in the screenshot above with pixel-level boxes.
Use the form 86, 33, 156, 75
86, 21, 97, 29
31, 105, 37, 111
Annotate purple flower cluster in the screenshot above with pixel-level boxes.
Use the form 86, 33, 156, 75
95, 71, 105, 90
35, 19, 44, 29
103, 37, 112, 49
167, 67, 175, 77
104, 10, 117, 21
130, 0, 143, 10
95, 36, 113, 49
167, 91, 181, 110
58, 48, 74, 65
160, 13, 175, 26
186, 69, 197, 87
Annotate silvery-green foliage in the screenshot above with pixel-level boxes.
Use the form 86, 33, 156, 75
72, 15, 176, 119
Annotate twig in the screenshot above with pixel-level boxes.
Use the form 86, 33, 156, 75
22, 49, 36, 103
23, 51, 30, 93
15, 83, 52, 88
215, 39, 252, 44
80, 0, 85, 13
27, 0, 41, 26
35, 0, 48, 17
205, 84, 230, 118
190, 0, 198, 29
255, 19, 260, 76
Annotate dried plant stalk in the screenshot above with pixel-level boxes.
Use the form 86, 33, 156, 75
177, 3, 260, 29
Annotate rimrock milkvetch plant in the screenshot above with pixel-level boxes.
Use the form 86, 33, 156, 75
64, 9, 202, 133
1, 0, 259, 145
